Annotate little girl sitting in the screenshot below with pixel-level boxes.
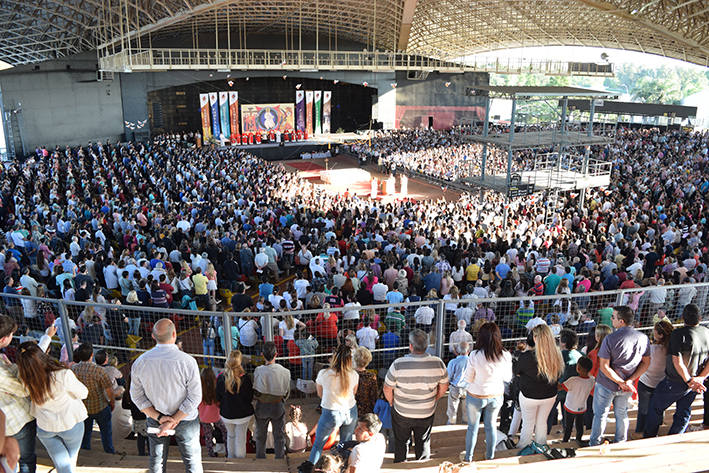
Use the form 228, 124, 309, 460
285, 405, 310, 453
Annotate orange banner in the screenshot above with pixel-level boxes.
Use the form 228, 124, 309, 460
199, 94, 211, 139
229, 91, 239, 137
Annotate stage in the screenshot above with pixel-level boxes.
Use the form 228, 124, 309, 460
217, 132, 363, 160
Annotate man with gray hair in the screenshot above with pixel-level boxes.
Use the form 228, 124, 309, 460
449, 319, 473, 354
383, 329, 449, 463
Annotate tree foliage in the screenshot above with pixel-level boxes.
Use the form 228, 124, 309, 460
490, 62, 709, 105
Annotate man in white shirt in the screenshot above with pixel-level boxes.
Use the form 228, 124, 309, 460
356, 316, 379, 350
130, 319, 202, 473
348, 413, 386, 473
372, 281, 388, 303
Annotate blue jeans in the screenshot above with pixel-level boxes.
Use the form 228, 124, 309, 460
590, 382, 631, 445
203, 338, 215, 367
302, 357, 314, 380
147, 417, 202, 473
465, 394, 503, 461
643, 377, 697, 437
37, 422, 84, 473
129, 317, 141, 336
82, 405, 115, 453
13, 420, 36, 473
309, 405, 357, 465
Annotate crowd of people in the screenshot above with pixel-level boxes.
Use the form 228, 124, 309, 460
1, 123, 709, 472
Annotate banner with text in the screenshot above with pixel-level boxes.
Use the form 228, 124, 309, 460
209, 92, 220, 138
240, 103, 295, 133
295, 91, 305, 132
199, 94, 211, 139
314, 90, 322, 135
305, 91, 314, 136
219, 92, 230, 138
229, 91, 239, 138
322, 91, 332, 134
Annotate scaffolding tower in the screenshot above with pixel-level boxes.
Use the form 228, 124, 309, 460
459, 86, 617, 226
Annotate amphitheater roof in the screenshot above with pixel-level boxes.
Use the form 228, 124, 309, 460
2, 0, 709, 68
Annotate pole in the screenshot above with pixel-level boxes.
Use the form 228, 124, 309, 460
503, 97, 517, 227
223, 311, 233, 359
479, 96, 491, 203
434, 301, 445, 359
58, 301, 74, 362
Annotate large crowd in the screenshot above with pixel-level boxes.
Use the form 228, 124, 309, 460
1, 125, 709, 473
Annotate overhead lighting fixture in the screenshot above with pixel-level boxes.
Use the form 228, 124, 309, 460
300, 69, 318, 73
217, 69, 231, 73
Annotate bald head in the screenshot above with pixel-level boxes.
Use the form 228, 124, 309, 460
153, 318, 176, 344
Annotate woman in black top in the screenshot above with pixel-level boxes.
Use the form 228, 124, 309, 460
513, 324, 564, 448
216, 350, 254, 458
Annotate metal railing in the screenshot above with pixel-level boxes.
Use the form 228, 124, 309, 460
4, 281, 705, 385
98, 48, 615, 77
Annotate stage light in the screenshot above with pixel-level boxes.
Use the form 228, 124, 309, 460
246, 77, 249, 81
391, 83, 397, 88
363, 81, 368, 87
228, 80, 234, 87
283, 75, 287, 80
296, 84, 302, 89
333, 79, 339, 84
445, 82, 451, 87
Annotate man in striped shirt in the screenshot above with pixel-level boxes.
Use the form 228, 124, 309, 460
383, 329, 449, 463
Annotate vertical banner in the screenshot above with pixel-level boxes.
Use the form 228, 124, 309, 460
305, 91, 314, 137
199, 94, 211, 140
209, 92, 220, 139
322, 91, 332, 134
219, 92, 230, 138
295, 91, 305, 132
229, 91, 239, 138
314, 90, 322, 134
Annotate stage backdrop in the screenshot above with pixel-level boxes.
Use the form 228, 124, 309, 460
241, 103, 295, 133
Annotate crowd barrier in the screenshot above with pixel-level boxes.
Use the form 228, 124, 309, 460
4, 281, 707, 386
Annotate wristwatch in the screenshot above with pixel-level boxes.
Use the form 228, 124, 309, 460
157, 413, 164, 421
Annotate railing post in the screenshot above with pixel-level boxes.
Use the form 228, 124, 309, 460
615, 290, 625, 308
58, 301, 74, 362
435, 300, 445, 359
223, 311, 233, 359
264, 312, 273, 342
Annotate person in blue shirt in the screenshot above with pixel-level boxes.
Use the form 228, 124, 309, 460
373, 388, 394, 453
381, 323, 400, 368
385, 282, 404, 305
258, 275, 274, 300
446, 341, 470, 425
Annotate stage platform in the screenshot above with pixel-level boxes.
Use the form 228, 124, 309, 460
216, 132, 364, 161
463, 168, 611, 193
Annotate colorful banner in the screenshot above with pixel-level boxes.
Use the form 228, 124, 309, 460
229, 91, 239, 137
219, 92, 230, 138
322, 91, 331, 134
305, 91, 314, 136
199, 94, 211, 140
240, 103, 295, 133
314, 90, 322, 135
209, 92, 220, 139
295, 91, 305, 132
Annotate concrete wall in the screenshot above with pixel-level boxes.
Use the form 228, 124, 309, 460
0, 52, 124, 154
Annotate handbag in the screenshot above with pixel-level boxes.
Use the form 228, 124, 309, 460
518, 440, 552, 458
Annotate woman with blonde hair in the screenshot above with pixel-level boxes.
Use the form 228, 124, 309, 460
309, 344, 359, 464
216, 350, 254, 458
205, 263, 218, 300
440, 270, 455, 296
279, 312, 305, 357
513, 324, 564, 448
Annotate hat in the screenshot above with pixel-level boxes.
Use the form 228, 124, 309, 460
398, 269, 407, 278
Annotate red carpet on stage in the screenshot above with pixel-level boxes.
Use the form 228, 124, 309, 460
288, 161, 326, 172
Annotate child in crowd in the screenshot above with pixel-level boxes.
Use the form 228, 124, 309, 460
294, 330, 319, 380
373, 387, 393, 453
446, 341, 469, 425
285, 405, 310, 453
559, 356, 595, 446
199, 367, 228, 457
